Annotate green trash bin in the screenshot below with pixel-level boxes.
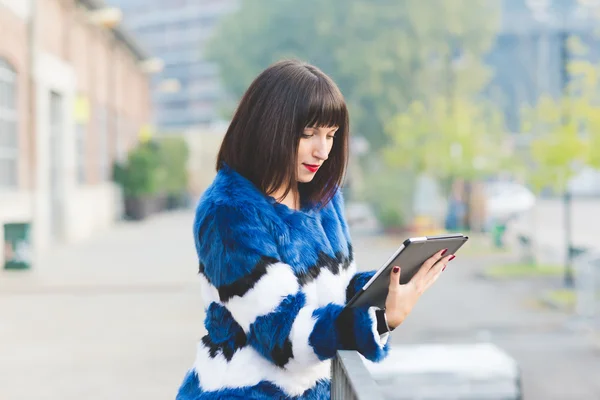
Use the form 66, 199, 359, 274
3, 222, 32, 270
491, 222, 506, 249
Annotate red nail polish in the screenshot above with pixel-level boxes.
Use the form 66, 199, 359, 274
449, 255, 456, 261
442, 265, 447, 271
393, 266, 400, 273
441, 248, 448, 256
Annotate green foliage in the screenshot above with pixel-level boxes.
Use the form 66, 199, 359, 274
113, 137, 190, 198
520, 97, 586, 193
520, 49, 600, 193
113, 142, 162, 198
356, 166, 414, 230
376, 205, 406, 231
156, 136, 190, 196
383, 96, 510, 182
206, 0, 500, 150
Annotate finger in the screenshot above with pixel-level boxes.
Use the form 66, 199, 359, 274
413, 248, 447, 280
423, 269, 442, 291
388, 266, 401, 292
420, 257, 453, 293
425, 254, 455, 281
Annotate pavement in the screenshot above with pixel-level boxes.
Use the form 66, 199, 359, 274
1, 210, 600, 399
0, 211, 202, 400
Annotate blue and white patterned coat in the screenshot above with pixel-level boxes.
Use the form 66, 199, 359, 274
176, 165, 388, 399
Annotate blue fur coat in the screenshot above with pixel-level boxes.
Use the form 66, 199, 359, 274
176, 166, 389, 399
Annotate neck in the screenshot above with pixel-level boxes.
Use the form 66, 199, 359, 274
271, 186, 300, 211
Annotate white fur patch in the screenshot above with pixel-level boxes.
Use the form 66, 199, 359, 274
225, 262, 299, 332
193, 340, 330, 397
304, 260, 356, 307
345, 261, 357, 284
342, 261, 357, 293
198, 273, 220, 308
303, 280, 319, 306
315, 266, 346, 306
368, 307, 389, 348
285, 306, 322, 373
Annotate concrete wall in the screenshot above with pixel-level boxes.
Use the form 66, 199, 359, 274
184, 127, 226, 202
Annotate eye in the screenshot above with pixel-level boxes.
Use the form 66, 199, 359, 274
327, 135, 336, 140
302, 128, 316, 138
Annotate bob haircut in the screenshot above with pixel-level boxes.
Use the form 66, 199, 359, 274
216, 59, 349, 208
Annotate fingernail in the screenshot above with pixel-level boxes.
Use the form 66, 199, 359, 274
441, 248, 448, 256
393, 266, 400, 273
442, 265, 447, 271
449, 255, 456, 261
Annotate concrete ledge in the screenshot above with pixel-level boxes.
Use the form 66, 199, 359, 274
362, 343, 522, 400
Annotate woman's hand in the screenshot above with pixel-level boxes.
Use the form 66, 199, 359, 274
384, 249, 455, 329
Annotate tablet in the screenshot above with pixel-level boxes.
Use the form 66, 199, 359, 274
345, 233, 469, 309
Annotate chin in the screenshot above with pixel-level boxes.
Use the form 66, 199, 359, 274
297, 174, 315, 183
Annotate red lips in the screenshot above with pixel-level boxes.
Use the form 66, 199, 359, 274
303, 164, 320, 173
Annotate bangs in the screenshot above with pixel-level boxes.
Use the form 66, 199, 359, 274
302, 77, 348, 130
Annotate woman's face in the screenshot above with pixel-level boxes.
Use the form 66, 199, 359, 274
297, 126, 338, 183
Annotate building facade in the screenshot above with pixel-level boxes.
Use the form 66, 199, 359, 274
106, 0, 238, 132
0, 0, 153, 265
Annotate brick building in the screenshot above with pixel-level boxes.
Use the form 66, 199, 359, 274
0, 0, 155, 264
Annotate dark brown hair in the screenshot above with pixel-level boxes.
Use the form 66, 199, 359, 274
216, 59, 349, 207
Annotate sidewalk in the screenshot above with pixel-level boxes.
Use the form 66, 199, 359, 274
1, 211, 199, 291
0, 211, 203, 400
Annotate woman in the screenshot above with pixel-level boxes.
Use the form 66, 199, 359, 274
177, 59, 454, 399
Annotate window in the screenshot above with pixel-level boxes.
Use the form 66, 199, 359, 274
0, 58, 18, 190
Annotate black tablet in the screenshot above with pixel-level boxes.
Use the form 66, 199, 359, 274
345, 233, 469, 309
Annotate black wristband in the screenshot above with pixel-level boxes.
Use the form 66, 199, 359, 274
375, 309, 391, 335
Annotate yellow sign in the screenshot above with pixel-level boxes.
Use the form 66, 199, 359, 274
139, 124, 154, 143
74, 95, 90, 123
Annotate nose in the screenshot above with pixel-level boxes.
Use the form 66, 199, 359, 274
313, 136, 329, 161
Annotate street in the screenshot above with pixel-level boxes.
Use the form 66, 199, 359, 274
1, 210, 599, 399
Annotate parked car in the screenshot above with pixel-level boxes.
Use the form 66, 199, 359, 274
485, 181, 536, 223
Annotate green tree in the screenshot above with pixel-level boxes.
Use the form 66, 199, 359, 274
520, 96, 588, 194
517, 37, 600, 276
206, 0, 500, 150
380, 94, 510, 232
384, 96, 509, 190
519, 37, 600, 194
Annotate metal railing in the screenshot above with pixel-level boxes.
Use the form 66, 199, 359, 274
331, 350, 384, 400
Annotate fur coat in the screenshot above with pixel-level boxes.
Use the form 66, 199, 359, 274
176, 165, 389, 399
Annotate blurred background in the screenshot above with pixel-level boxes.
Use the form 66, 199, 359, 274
1, 0, 600, 399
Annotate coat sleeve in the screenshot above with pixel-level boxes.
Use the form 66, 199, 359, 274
345, 270, 377, 303
195, 204, 389, 371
